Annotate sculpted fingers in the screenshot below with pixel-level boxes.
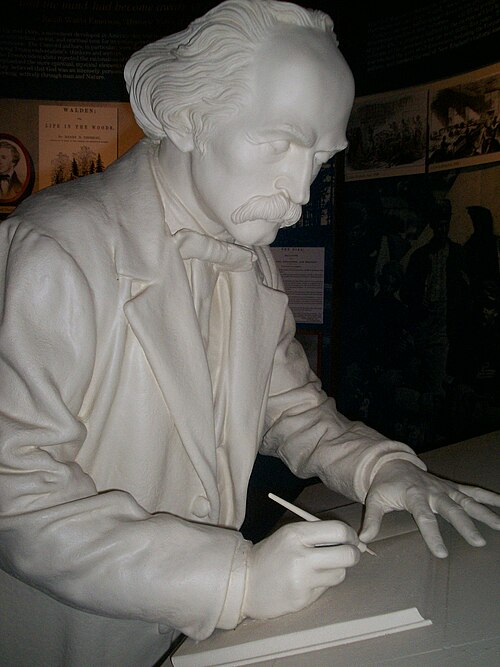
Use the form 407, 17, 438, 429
456, 497, 500, 530
242, 521, 360, 620
454, 485, 500, 529
310, 544, 360, 571
406, 490, 448, 558
455, 484, 500, 507
290, 519, 359, 549
419, 478, 499, 532
288, 545, 354, 591
359, 498, 386, 543
312, 568, 346, 589
431, 494, 486, 547
358, 461, 499, 559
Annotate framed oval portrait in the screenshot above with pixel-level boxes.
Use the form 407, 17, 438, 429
0, 134, 35, 205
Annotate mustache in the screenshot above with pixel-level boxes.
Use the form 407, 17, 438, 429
231, 193, 302, 227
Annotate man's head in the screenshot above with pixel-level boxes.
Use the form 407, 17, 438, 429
0, 141, 20, 176
125, 0, 338, 148
126, 0, 354, 245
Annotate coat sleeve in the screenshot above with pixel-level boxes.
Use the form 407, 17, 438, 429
0, 220, 246, 640
260, 256, 426, 503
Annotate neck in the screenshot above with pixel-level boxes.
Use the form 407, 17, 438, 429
157, 138, 230, 240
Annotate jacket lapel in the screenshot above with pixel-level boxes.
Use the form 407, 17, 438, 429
106, 141, 219, 504
123, 239, 218, 492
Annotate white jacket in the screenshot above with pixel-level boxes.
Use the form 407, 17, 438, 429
0, 139, 423, 666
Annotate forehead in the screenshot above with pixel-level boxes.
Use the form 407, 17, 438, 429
245, 26, 354, 146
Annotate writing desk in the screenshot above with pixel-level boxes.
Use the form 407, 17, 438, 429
170, 431, 499, 666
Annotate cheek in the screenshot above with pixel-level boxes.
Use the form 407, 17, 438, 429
212, 138, 273, 181
198, 139, 279, 209
196, 147, 239, 196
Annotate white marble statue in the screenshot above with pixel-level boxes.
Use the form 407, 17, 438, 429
0, 1, 498, 665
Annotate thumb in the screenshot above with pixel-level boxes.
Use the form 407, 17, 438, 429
359, 500, 385, 543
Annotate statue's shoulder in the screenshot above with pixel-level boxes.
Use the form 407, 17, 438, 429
5, 140, 153, 252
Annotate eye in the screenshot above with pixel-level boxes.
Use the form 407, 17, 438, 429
265, 140, 291, 156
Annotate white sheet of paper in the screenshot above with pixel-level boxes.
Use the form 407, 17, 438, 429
171, 607, 430, 666
171, 528, 439, 667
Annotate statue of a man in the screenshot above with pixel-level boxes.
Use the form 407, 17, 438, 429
0, 2, 498, 665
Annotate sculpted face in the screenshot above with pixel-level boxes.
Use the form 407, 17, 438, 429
180, 26, 355, 246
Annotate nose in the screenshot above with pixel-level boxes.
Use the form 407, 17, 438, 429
274, 156, 314, 206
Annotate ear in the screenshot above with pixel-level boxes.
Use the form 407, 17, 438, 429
166, 126, 195, 153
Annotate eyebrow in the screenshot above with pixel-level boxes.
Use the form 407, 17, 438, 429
251, 124, 349, 154
252, 123, 316, 147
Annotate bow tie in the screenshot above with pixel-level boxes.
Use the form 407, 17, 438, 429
172, 228, 256, 272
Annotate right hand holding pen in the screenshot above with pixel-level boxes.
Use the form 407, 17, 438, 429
241, 520, 361, 620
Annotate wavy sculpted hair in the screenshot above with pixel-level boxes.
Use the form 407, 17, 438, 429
124, 0, 336, 149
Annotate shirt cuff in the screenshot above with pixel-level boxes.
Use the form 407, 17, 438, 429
216, 538, 252, 629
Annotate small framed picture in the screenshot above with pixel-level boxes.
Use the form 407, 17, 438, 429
0, 134, 34, 205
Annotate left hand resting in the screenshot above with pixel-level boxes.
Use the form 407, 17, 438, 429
358, 460, 500, 558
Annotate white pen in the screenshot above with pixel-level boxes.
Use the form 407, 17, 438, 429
268, 492, 376, 556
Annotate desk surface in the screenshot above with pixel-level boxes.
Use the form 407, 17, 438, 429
170, 431, 500, 667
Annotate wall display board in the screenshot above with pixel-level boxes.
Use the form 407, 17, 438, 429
0, 1, 220, 101
271, 247, 325, 325
271, 161, 336, 392
333, 0, 500, 97
2, 0, 498, 101
346, 64, 500, 182
38, 104, 118, 189
428, 67, 500, 172
346, 85, 428, 182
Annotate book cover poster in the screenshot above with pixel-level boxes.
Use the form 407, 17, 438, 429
428, 64, 500, 172
38, 105, 118, 190
346, 86, 427, 182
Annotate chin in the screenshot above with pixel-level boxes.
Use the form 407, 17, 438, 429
231, 221, 280, 247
